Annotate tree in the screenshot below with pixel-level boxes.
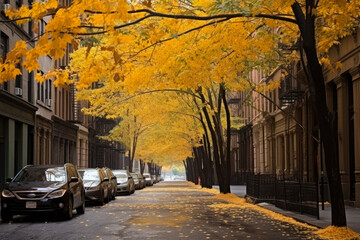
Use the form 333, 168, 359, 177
3, 0, 359, 226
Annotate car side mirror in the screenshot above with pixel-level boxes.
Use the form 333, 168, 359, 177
6, 178, 12, 183
70, 177, 79, 183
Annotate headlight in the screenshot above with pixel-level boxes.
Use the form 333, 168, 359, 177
2, 189, 15, 198
48, 189, 66, 198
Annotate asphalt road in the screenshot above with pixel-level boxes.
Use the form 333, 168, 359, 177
0, 181, 319, 240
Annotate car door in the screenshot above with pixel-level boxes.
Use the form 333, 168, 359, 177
108, 169, 117, 195
99, 169, 108, 198
67, 165, 81, 208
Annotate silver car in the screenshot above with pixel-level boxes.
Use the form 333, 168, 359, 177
112, 170, 135, 195
143, 173, 153, 186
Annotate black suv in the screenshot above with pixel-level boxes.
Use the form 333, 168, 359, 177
1, 163, 85, 222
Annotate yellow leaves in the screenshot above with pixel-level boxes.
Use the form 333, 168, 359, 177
316, 226, 360, 240
193, 0, 214, 11
6, 41, 27, 62
0, 63, 22, 83
266, 79, 281, 90
335, 61, 342, 71
6, 0, 58, 21
36, 69, 72, 86
23, 49, 40, 72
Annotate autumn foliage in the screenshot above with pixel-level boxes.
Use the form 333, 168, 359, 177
2, 0, 360, 225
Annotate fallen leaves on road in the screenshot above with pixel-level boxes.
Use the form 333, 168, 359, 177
129, 215, 188, 227
211, 193, 317, 231
316, 226, 360, 240
188, 182, 360, 240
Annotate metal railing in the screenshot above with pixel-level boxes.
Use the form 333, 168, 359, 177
246, 174, 320, 218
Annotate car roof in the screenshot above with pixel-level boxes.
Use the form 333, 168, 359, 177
78, 168, 99, 171
25, 165, 66, 168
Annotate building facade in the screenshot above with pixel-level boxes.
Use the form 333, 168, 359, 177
236, 29, 360, 207
0, 0, 126, 192
0, 0, 37, 189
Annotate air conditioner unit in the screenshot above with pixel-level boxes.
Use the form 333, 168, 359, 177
3, 3, 11, 12
46, 99, 52, 107
15, 87, 23, 96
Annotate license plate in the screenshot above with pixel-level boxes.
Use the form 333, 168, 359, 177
26, 201, 37, 209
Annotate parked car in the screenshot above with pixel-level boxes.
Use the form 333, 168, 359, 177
78, 168, 110, 205
143, 173, 153, 186
130, 173, 144, 190
1, 164, 85, 222
152, 175, 158, 184
138, 173, 146, 189
102, 167, 117, 201
112, 170, 135, 195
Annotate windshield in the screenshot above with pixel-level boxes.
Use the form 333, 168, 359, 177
130, 174, 138, 179
13, 167, 66, 183
114, 173, 127, 179
78, 169, 100, 181
143, 174, 150, 178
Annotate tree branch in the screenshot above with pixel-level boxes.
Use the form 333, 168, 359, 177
128, 9, 297, 24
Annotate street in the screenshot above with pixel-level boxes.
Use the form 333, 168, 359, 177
0, 182, 319, 240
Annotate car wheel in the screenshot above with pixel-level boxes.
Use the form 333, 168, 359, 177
76, 192, 85, 215
112, 188, 116, 200
131, 184, 135, 194
1, 209, 13, 222
64, 197, 73, 220
104, 189, 110, 203
99, 189, 105, 206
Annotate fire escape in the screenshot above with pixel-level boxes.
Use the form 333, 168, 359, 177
279, 74, 305, 106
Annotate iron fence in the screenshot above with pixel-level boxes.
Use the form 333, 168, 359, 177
246, 174, 320, 218
230, 171, 253, 185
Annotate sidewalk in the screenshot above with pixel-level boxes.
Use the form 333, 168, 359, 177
213, 185, 360, 233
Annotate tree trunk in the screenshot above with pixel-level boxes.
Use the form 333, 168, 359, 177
188, 157, 195, 183
147, 161, 154, 176
128, 150, 133, 172
221, 84, 232, 193
194, 97, 214, 188
292, 1, 346, 226
198, 88, 230, 193
154, 164, 162, 179
183, 160, 189, 181
139, 159, 146, 174
203, 134, 214, 187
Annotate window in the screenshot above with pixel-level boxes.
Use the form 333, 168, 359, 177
28, 20, 34, 38
15, 63, 22, 88
36, 71, 52, 105
37, 81, 40, 100
16, 0, 23, 8
1, 33, 9, 91
41, 79, 44, 102
48, 80, 52, 99
28, 71, 33, 103
55, 87, 57, 114
39, 20, 46, 36
0, 33, 8, 59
